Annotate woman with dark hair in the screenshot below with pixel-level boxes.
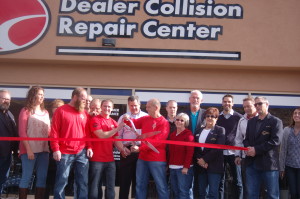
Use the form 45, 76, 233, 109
169, 112, 194, 199
18, 86, 50, 199
194, 107, 225, 199
280, 108, 300, 199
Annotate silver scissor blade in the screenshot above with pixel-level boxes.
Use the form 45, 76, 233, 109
127, 118, 160, 153
144, 141, 160, 153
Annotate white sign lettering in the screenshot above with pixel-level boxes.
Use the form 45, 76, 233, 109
57, 0, 243, 41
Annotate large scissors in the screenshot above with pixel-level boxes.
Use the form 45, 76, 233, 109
125, 118, 160, 153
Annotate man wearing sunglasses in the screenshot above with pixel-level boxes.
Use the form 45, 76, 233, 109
243, 96, 283, 199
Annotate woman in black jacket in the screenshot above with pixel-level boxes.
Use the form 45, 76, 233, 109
194, 107, 225, 199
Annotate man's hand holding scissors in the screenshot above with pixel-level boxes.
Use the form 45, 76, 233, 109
122, 115, 161, 153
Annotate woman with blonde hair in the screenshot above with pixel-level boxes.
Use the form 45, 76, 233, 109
18, 86, 50, 199
169, 112, 194, 199
51, 99, 64, 115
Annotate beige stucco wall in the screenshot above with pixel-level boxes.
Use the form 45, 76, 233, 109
0, 61, 299, 93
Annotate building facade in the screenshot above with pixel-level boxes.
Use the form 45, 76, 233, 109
0, 0, 299, 113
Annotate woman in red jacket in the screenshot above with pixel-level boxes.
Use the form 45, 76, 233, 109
169, 113, 194, 199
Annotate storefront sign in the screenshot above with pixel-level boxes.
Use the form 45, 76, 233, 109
0, 0, 243, 60
58, 0, 243, 40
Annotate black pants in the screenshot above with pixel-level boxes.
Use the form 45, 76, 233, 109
219, 155, 243, 199
286, 166, 300, 199
118, 151, 139, 199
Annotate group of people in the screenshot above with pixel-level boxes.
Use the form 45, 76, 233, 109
0, 87, 299, 199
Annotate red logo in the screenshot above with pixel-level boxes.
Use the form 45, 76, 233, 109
0, 0, 50, 54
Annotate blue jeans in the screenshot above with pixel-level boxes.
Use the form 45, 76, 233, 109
285, 166, 300, 199
54, 149, 89, 199
170, 167, 194, 199
0, 155, 11, 194
136, 159, 169, 199
219, 155, 243, 199
88, 161, 116, 199
246, 163, 279, 199
199, 172, 222, 199
19, 152, 49, 188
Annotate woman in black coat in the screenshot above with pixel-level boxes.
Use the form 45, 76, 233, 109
194, 107, 225, 199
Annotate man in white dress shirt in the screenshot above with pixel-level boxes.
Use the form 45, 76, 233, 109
116, 96, 147, 199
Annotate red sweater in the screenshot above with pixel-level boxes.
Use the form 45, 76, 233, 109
169, 129, 194, 168
50, 104, 90, 154
132, 115, 169, 162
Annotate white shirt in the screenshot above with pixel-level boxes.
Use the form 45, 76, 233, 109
220, 109, 234, 119
235, 113, 258, 158
117, 110, 148, 145
199, 129, 211, 150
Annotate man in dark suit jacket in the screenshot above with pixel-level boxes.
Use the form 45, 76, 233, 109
0, 89, 18, 195
243, 96, 283, 199
184, 90, 205, 199
186, 90, 206, 135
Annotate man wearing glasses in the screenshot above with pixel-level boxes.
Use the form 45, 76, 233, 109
243, 96, 283, 199
185, 90, 206, 199
187, 90, 206, 135
0, 89, 18, 196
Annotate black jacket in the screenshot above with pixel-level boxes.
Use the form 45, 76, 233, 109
243, 113, 283, 171
0, 110, 18, 157
194, 125, 225, 174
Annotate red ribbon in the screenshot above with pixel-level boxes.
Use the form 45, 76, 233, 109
0, 137, 247, 151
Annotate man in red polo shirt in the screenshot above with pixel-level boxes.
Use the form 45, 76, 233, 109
88, 99, 125, 199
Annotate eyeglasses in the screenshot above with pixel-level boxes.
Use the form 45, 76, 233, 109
176, 119, 185, 122
254, 102, 265, 107
206, 115, 217, 119
0, 97, 10, 101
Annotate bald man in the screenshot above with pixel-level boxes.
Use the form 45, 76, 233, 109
123, 98, 170, 199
